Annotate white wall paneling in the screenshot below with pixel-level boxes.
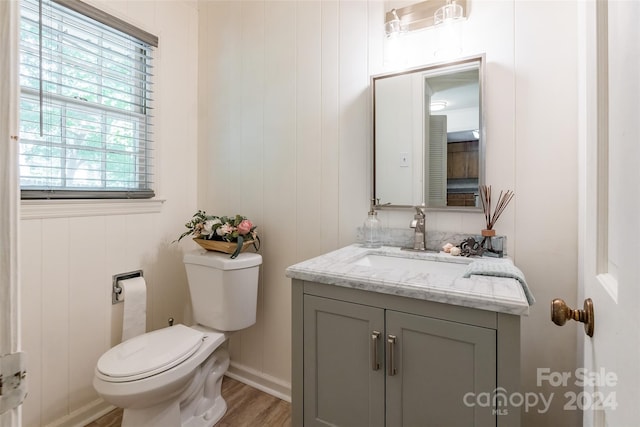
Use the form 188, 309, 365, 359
261, 0, 298, 384
19, 220, 42, 427
514, 1, 580, 425
319, 0, 341, 254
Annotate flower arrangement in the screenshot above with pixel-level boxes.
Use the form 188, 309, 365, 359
177, 210, 260, 258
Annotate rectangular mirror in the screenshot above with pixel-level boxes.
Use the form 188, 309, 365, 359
372, 54, 484, 210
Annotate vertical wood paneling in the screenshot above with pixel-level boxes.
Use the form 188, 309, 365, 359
40, 218, 70, 423
514, 2, 579, 425
295, 1, 322, 263
153, 1, 197, 206
201, 0, 244, 214
238, 0, 266, 219
234, 0, 267, 370
320, 0, 340, 253
124, 214, 155, 328
104, 215, 129, 347
338, 0, 369, 247
198, 0, 376, 390
149, 241, 191, 332
20, 220, 43, 427
368, 0, 384, 75
68, 217, 107, 411
262, 0, 297, 383
22, 211, 193, 426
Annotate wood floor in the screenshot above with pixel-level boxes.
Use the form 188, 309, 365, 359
85, 377, 291, 427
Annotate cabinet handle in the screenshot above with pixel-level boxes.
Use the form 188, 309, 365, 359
387, 334, 397, 376
371, 331, 381, 370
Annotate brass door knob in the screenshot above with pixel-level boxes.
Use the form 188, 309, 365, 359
551, 298, 594, 337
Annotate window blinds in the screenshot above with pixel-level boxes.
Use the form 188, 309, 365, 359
19, 0, 156, 199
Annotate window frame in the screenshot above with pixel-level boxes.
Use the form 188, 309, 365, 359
18, 0, 158, 200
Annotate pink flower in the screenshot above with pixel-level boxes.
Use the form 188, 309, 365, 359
237, 219, 253, 235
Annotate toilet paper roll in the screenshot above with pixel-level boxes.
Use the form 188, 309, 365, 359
120, 276, 146, 341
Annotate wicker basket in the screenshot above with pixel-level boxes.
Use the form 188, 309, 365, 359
193, 238, 254, 254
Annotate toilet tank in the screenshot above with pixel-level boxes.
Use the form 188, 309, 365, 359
183, 250, 262, 331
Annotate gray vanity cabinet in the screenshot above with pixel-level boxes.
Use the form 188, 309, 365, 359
292, 279, 521, 427
385, 310, 496, 427
303, 295, 385, 427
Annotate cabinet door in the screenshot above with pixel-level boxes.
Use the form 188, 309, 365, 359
386, 310, 496, 427
303, 295, 385, 427
447, 141, 480, 179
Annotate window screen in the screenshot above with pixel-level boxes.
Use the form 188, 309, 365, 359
19, 0, 157, 199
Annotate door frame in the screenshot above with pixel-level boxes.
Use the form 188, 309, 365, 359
0, 0, 21, 425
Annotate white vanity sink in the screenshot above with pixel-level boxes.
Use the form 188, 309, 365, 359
352, 253, 470, 278
285, 244, 530, 316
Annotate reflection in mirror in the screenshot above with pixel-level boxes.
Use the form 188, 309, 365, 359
373, 55, 484, 209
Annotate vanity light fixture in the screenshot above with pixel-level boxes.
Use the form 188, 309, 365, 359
385, 9, 404, 38
430, 100, 448, 112
433, 0, 465, 57
434, 0, 465, 26
384, 0, 466, 36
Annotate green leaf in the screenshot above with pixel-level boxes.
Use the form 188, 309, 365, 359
230, 235, 244, 259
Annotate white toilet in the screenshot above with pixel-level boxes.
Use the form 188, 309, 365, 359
93, 250, 262, 427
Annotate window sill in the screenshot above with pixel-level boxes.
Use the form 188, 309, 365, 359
21, 198, 165, 220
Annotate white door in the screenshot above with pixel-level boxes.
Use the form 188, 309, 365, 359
577, 0, 640, 425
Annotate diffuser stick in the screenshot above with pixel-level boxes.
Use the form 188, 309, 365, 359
479, 185, 514, 230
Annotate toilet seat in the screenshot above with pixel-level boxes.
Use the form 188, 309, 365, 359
96, 325, 204, 383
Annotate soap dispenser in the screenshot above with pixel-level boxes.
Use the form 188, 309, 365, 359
363, 199, 382, 248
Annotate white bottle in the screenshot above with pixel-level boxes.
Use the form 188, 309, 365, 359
363, 201, 382, 248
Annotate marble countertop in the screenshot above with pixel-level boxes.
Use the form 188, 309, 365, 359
285, 244, 530, 316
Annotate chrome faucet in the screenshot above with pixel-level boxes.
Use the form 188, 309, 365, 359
410, 205, 427, 251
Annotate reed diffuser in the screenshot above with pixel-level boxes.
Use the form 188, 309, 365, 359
478, 185, 514, 256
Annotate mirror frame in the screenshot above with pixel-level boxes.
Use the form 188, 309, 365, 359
372, 54, 486, 211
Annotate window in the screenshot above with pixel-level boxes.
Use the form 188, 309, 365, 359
19, 0, 157, 199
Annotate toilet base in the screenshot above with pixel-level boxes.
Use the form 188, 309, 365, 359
120, 347, 230, 427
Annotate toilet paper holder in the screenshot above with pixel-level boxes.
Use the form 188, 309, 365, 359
112, 270, 143, 304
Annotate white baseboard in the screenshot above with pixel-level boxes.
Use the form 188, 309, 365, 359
226, 362, 292, 403
43, 365, 290, 427
45, 398, 115, 427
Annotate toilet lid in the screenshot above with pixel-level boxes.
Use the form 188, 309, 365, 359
97, 324, 204, 381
